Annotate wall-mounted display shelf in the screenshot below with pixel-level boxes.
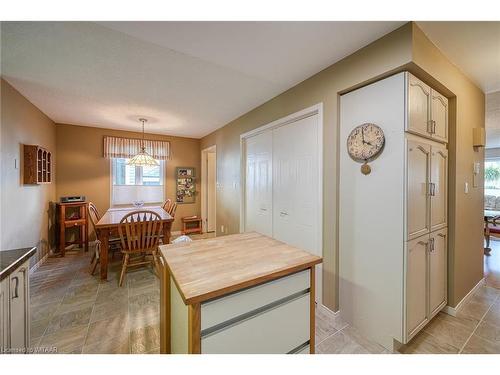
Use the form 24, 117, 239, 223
23, 145, 52, 185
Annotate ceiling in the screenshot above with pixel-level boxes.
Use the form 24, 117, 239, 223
417, 22, 500, 94
2, 22, 499, 139
1, 21, 404, 138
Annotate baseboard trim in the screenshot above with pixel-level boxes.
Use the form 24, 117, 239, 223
29, 251, 50, 274
316, 302, 340, 318
442, 278, 485, 317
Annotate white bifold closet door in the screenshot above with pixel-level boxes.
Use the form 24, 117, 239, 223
272, 116, 320, 258
244, 113, 322, 303
245, 131, 273, 237
273, 115, 321, 303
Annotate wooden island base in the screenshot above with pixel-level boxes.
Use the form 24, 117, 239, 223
159, 232, 322, 354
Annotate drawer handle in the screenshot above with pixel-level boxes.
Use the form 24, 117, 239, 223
12, 276, 19, 299
260, 208, 267, 212
280, 211, 288, 216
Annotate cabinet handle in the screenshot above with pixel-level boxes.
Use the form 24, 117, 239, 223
11, 276, 19, 299
260, 208, 267, 212
429, 182, 436, 197
428, 238, 435, 253
427, 120, 433, 134
437, 233, 446, 238
427, 120, 436, 134
280, 211, 288, 216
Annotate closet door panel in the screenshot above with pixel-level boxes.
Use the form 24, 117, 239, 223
245, 131, 273, 237
431, 90, 448, 143
407, 74, 431, 138
272, 114, 321, 302
429, 229, 447, 317
406, 236, 428, 340
430, 145, 448, 232
407, 139, 431, 240
272, 115, 319, 254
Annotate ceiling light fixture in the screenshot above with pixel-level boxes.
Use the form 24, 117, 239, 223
127, 118, 159, 167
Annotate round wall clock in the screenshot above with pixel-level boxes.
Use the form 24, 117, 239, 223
346, 123, 385, 175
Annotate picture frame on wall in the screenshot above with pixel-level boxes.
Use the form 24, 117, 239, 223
176, 167, 196, 204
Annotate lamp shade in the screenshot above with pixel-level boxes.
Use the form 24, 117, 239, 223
127, 147, 159, 166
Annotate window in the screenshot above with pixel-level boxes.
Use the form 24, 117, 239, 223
485, 159, 500, 197
111, 158, 164, 206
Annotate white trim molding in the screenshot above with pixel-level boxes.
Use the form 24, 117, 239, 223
441, 278, 485, 317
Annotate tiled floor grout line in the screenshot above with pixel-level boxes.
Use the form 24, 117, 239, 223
314, 322, 349, 348
457, 293, 499, 354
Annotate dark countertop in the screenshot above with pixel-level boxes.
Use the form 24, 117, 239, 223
0, 247, 36, 281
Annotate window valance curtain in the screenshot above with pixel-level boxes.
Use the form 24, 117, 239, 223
103, 136, 170, 160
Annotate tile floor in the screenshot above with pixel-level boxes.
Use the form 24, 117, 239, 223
28, 237, 500, 354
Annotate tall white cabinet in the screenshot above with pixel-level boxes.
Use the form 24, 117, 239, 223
339, 72, 448, 350
242, 107, 323, 303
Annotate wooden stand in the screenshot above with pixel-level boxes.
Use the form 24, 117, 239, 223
56, 202, 89, 256
181, 216, 202, 235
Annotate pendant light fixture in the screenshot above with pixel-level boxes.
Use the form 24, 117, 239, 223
127, 118, 159, 167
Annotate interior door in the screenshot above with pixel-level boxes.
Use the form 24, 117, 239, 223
245, 131, 273, 237
406, 236, 428, 339
429, 228, 447, 317
407, 74, 431, 138
430, 145, 448, 232
407, 138, 431, 240
207, 152, 216, 232
431, 90, 448, 143
272, 114, 321, 302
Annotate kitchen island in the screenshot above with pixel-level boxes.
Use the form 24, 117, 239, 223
158, 232, 322, 354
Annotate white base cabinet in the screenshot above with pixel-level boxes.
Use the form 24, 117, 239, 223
340, 72, 448, 350
0, 259, 31, 353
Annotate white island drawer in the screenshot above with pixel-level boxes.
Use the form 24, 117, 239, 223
201, 292, 310, 354
201, 269, 310, 330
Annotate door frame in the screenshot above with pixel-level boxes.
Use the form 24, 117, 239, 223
239, 103, 324, 296
201, 145, 217, 233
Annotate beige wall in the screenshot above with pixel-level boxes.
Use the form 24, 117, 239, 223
200, 22, 485, 311
201, 23, 414, 310
0, 79, 56, 267
411, 23, 485, 307
55, 124, 201, 233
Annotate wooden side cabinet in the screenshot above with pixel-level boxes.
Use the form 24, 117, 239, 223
56, 202, 89, 256
23, 145, 52, 184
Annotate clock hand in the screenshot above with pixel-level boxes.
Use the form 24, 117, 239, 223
361, 128, 366, 144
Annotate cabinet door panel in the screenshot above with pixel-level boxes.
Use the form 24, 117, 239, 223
429, 229, 447, 317
430, 145, 448, 231
245, 131, 273, 237
407, 139, 430, 240
0, 279, 8, 349
9, 264, 29, 350
431, 90, 448, 143
407, 74, 431, 138
406, 236, 428, 339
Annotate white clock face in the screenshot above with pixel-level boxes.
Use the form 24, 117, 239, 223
347, 123, 385, 161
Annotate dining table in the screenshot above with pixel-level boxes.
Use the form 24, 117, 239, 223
95, 206, 174, 280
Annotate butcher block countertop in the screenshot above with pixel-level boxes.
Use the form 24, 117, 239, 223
159, 232, 322, 305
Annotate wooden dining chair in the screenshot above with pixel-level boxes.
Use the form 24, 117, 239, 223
162, 198, 178, 218
88, 202, 121, 275
117, 210, 163, 287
